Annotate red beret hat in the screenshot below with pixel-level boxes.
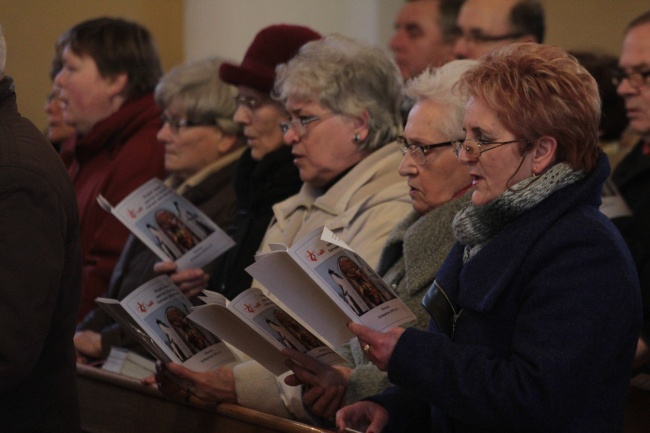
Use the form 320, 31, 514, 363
219, 24, 321, 93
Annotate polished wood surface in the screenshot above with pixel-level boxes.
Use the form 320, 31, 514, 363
77, 364, 333, 433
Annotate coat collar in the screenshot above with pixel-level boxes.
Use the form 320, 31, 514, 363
439, 152, 610, 312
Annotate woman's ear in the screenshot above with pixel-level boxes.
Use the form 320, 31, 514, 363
352, 110, 371, 143
531, 136, 557, 175
107, 72, 129, 98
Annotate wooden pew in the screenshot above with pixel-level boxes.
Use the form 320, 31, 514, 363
77, 364, 334, 433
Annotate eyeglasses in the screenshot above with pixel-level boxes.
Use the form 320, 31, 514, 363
234, 94, 269, 111
450, 27, 526, 45
160, 113, 214, 133
611, 68, 650, 89
396, 135, 453, 165
451, 138, 527, 159
279, 114, 335, 137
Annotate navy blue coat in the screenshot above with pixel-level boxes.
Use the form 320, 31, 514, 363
372, 154, 642, 433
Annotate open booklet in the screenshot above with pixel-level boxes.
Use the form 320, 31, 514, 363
245, 226, 417, 348
188, 288, 347, 376
96, 275, 238, 372
97, 178, 235, 270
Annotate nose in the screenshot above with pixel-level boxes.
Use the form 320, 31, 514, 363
452, 37, 469, 60
398, 151, 417, 176
282, 124, 300, 146
455, 145, 472, 165
54, 69, 66, 88
233, 105, 251, 124
157, 122, 173, 143
616, 78, 636, 97
389, 31, 404, 52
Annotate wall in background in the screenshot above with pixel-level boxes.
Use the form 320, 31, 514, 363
1, 0, 183, 131
1, 0, 648, 132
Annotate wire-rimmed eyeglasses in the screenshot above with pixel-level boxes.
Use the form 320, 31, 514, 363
160, 113, 215, 133
233, 94, 269, 111
611, 68, 650, 89
279, 114, 335, 137
451, 138, 528, 159
396, 135, 453, 165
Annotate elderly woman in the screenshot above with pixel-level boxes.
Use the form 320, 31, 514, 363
153, 24, 317, 300
153, 34, 412, 421
279, 60, 476, 424
74, 57, 244, 361
337, 43, 641, 433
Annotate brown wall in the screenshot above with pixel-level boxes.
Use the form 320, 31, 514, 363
1, 0, 183, 132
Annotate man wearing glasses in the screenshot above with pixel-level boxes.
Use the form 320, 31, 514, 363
452, 0, 545, 60
611, 10, 650, 372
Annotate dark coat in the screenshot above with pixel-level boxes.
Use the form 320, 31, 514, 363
0, 77, 82, 432
612, 140, 650, 344
77, 160, 238, 358
372, 154, 641, 433
208, 145, 302, 300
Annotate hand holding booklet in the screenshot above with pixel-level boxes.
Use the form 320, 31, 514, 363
97, 178, 235, 270
245, 226, 417, 348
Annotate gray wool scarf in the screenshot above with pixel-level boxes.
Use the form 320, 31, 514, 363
452, 163, 585, 262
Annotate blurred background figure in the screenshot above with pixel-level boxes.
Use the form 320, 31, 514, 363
54, 17, 166, 321
611, 10, 650, 373
452, 0, 545, 60
389, 0, 462, 80
570, 50, 630, 163
74, 57, 244, 362
0, 25, 82, 432
44, 31, 75, 153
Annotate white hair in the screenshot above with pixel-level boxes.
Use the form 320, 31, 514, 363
404, 59, 479, 139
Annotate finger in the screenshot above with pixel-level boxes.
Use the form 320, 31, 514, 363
348, 323, 381, 346
312, 386, 345, 420
285, 359, 319, 386
283, 373, 303, 387
153, 261, 177, 274
302, 386, 325, 407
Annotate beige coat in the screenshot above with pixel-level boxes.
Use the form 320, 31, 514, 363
259, 143, 411, 268
235, 142, 411, 420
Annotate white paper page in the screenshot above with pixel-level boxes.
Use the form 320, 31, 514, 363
119, 275, 237, 372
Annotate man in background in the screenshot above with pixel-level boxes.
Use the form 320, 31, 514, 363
0, 26, 82, 432
390, 0, 462, 80
611, 10, 650, 371
452, 0, 545, 59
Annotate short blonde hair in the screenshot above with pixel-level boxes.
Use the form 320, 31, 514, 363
458, 43, 600, 173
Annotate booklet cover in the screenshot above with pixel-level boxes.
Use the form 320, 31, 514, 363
97, 178, 235, 270
96, 275, 238, 372
188, 288, 347, 376
245, 226, 417, 348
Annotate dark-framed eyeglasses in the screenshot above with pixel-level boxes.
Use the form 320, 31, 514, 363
234, 94, 269, 111
451, 138, 528, 159
279, 114, 335, 137
396, 135, 453, 165
450, 27, 526, 45
160, 113, 215, 133
611, 68, 650, 89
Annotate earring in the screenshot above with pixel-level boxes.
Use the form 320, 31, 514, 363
353, 133, 361, 143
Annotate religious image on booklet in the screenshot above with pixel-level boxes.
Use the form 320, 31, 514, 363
245, 226, 417, 348
97, 178, 235, 270
188, 288, 347, 376
95, 275, 238, 372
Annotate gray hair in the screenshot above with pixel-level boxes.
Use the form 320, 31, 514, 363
404, 59, 478, 139
274, 34, 404, 151
155, 57, 241, 137
0, 26, 6, 77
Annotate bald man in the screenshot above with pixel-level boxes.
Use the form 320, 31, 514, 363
452, 0, 545, 59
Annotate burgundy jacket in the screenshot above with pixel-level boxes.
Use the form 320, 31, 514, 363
67, 93, 166, 320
